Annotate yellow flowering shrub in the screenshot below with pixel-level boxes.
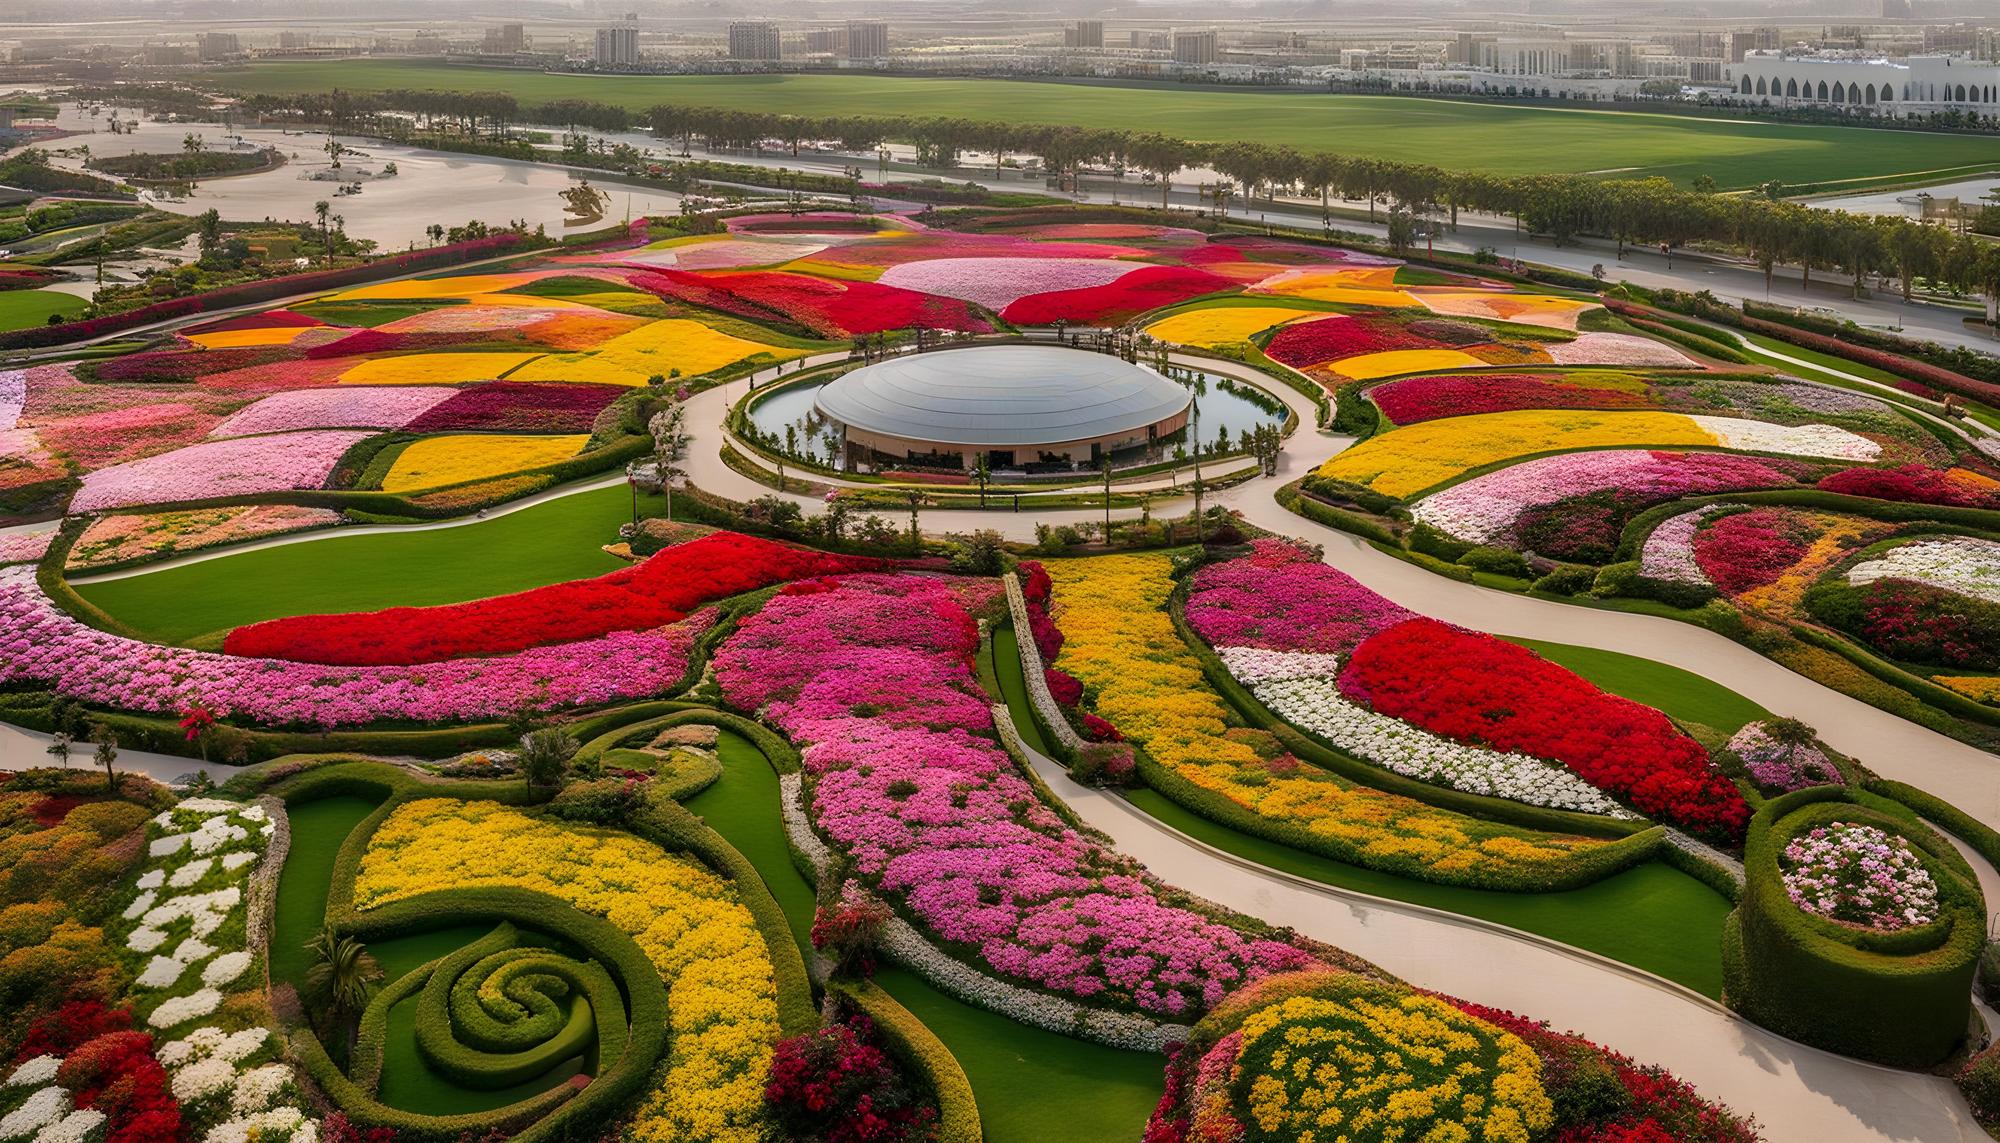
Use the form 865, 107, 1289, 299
325, 272, 552, 301
1144, 306, 1325, 348
1316, 410, 1718, 498
1045, 555, 1610, 883
1189, 973, 1552, 1143
1737, 511, 1886, 616
510, 318, 807, 387
1938, 677, 2000, 703
356, 799, 781, 1143
185, 326, 318, 349
338, 352, 544, 386
1323, 347, 1491, 381
379, 433, 590, 493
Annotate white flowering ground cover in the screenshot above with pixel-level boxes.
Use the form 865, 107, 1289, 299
1846, 536, 2000, 607
1687, 415, 1882, 462
114, 797, 317, 1143
1213, 645, 1636, 818
1638, 505, 1725, 585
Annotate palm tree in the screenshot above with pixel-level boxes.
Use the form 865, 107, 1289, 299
314, 200, 332, 263
91, 727, 117, 791
305, 927, 382, 1056
518, 727, 577, 793
45, 732, 69, 769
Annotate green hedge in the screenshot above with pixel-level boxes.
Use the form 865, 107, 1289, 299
831, 980, 981, 1143
1863, 779, 2000, 875
1280, 488, 1399, 546
417, 923, 624, 1089
1723, 787, 1980, 1067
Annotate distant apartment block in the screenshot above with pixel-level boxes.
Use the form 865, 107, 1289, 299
483, 24, 525, 54
845, 21, 889, 60
1173, 29, 1217, 66
595, 25, 639, 67
1067, 20, 1104, 50
195, 32, 238, 61
729, 21, 782, 61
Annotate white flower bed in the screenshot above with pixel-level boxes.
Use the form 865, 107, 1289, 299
202, 951, 253, 988
1638, 505, 1725, 585
0, 1088, 65, 1140
205, 1106, 316, 1143
1215, 647, 1634, 818
1689, 415, 1882, 461
229, 1066, 290, 1114
148, 990, 222, 1029
2, 1061, 56, 1090
1847, 536, 2000, 606
35, 1109, 105, 1143
171, 1056, 237, 1103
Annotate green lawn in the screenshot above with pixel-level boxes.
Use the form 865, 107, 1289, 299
269, 794, 380, 991
213, 61, 2000, 188
688, 731, 1163, 1143
1507, 637, 1769, 736
77, 484, 658, 644
0, 288, 83, 331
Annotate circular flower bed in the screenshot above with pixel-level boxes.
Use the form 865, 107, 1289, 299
1781, 821, 1940, 930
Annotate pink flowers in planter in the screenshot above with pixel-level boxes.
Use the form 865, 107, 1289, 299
877, 258, 1138, 312
713, 572, 1310, 1016
0, 567, 710, 726
1185, 539, 1415, 657
70, 431, 370, 512
207, 388, 457, 437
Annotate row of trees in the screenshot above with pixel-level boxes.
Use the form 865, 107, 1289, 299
236, 87, 2000, 319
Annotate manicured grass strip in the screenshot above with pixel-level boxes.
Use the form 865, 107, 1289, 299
213, 61, 2000, 187
0, 288, 85, 331
982, 617, 1731, 994
1126, 787, 1730, 997
991, 625, 1052, 757
1505, 637, 1769, 736
687, 729, 1161, 1143
270, 794, 380, 990
77, 484, 661, 644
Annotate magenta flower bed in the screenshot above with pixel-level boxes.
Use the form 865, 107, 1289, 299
1263, 315, 1441, 369
999, 265, 1234, 326
1691, 507, 1813, 595
70, 430, 369, 512
185, 309, 326, 335
88, 346, 304, 384
714, 572, 1311, 1016
0, 567, 710, 726
208, 387, 457, 437
1185, 539, 1415, 657
1369, 373, 1654, 424
806, 234, 1145, 271
878, 258, 1139, 311
402, 381, 622, 433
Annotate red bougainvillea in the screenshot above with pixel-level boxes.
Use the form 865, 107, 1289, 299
222, 531, 885, 666
998, 265, 1234, 325
1369, 373, 1653, 424
1044, 666, 1084, 707
54, 1030, 182, 1143
763, 1016, 936, 1143
1338, 618, 1751, 843
1691, 508, 1813, 595
1817, 464, 2000, 509
13, 1000, 133, 1062
1263, 314, 1442, 368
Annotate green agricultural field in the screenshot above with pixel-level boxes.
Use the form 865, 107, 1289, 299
0, 287, 83, 331
214, 60, 2000, 188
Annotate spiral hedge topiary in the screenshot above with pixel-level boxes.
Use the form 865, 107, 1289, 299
416, 923, 628, 1090
1723, 786, 1982, 1067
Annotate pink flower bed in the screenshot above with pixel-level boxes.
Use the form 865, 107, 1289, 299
1023, 223, 1204, 242
714, 572, 1312, 1016
667, 270, 993, 336
1, 368, 24, 431
878, 257, 1139, 311
208, 387, 457, 437
0, 566, 710, 726
1369, 373, 1653, 424
1411, 450, 1805, 544
196, 357, 355, 394
66, 504, 342, 571
807, 234, 1145, 271
87, 346, 302, 383
1546, 332, 1695, 368
0, 528, 53, 565
1185, 538, 1415, 657
70, 430, 369, 512
1264, 315, 1441, 369
998, 265, 1234, 326
726, 212, 901, 234
402, 381, 621, 433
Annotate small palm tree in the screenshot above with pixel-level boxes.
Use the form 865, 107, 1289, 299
305, 927, 382, 1055
45, 732, 70, 769
91, 726, 118, 791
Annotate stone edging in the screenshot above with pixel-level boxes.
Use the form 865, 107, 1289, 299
1665, 827, 1748, 891
1002, 573, 1085, 758
776, 772, 1181, 1052
246, 793, 290, 997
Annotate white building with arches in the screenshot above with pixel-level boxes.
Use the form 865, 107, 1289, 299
1724, 51, 2000, 118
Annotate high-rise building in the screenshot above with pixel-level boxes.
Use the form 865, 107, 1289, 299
1172, 29, 1217, 65
1729, 27, 1779, 63
483, 24, 526, 53
195, 31, 239, 61
1071, 20, 1104, 50
805, 26, 846, 54
595, 24, 638, 66
728, 21, 782, 61
845, 20, 889, 60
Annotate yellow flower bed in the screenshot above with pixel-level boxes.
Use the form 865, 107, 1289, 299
1938, 677, 2000, 703
185, 326, 318, 349
1414, 290, 1602, 331
324, 272, 551, 301
356, 799, 781, 1143
1202, 975, 1552, 1143
380, 433, 589, 493
1316, 409, 1717, 498
1323, 348, 1490, 381
338, 352, 544, 386
511, 318, 807, 387
1144, 305, 1325, 348
1045, 554, 1608, 883
1738, 511, 1886, 615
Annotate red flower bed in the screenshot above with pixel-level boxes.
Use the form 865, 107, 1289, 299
683, 270, 993, 336
222, 531, 885, 666
1045, 666, 1084, 706
88, 345, 304, 383
1338, 618, 1751, 842
609, 267, 803, 328
1691, 508, 1812, 595
0, 267, 58, 290
998, 265, 1234, 325
186, 309, 325, 335
48, 1028, 182, 1143
764, 1016, 936, 1143
1851, 579, 2000, 671
302, 327, 507, 359
403, 381, 620, 433
1264, 314, 1440, 368
14, 1000, 132, 1061
1739, 314, 2000, 406
1370, 373, 1652, 424
1817, 463, 2000, 509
